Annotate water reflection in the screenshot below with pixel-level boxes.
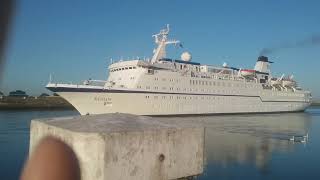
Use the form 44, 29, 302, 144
203, 113, 311, 170
158, 112, 312, 178
205, 113, 311, 172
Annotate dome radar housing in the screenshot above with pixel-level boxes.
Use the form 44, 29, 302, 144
181, 52, 192, 61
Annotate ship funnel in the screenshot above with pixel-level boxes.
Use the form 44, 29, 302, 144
254, 56, 272, 73
258, 56, 268, 62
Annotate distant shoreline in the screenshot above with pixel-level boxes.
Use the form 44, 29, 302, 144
0, 96, 75, 110
311, 102, 320, 107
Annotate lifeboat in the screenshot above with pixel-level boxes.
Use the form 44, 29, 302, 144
240, 69, 255, 77
282, 79, 296, 87
270, 77, 282, 86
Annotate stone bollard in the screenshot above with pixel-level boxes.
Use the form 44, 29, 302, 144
29, 113, 204, 180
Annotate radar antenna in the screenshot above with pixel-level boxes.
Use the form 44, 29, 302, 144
151, 24, 181, 63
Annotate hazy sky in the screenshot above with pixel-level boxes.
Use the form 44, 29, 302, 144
1, 0, 320, 98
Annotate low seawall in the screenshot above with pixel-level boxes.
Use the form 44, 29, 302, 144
29, 113, 204, 180
311, 102, 320, 106
0, 96, 74, 110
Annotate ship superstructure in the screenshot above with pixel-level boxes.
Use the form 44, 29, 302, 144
46, 25, 312, 115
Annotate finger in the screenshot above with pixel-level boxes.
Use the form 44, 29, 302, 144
20, 136, 81, 180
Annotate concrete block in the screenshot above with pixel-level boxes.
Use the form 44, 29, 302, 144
29, 113, 204, 180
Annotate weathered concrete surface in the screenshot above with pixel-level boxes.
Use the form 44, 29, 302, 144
29, 113, 204, 180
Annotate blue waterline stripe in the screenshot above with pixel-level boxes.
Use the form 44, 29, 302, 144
46, 87, 307, 103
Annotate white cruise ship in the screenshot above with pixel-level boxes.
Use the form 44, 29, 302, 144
46, 25, 312, 116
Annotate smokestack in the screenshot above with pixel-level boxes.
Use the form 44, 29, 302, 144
254, 56, 272, 73
257, 56, 269, 62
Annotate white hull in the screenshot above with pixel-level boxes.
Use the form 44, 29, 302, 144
56, 91, 310, 116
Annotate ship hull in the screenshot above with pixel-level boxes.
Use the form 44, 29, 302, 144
53, 90, 311, 116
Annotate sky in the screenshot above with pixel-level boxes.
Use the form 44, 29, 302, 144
1, 0, 320, 98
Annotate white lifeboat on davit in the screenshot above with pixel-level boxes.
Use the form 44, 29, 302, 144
240, 69, 255, 77
270, 77, 282, 86
282, 75, 296, 87
282, 79, 296, 87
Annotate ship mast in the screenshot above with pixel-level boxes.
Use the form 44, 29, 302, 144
151, 24, 180, 63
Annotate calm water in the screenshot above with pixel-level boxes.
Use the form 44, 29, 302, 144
0, 108, 319, 180
0, 110, 79, 180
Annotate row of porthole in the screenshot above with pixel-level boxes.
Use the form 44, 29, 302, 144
138, 85, 245, 94
110, 66, 137, 72
142, 77, 256, 89
190, 79, 259, 89
270, 93, 304, 97
144, 95, 236, 100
